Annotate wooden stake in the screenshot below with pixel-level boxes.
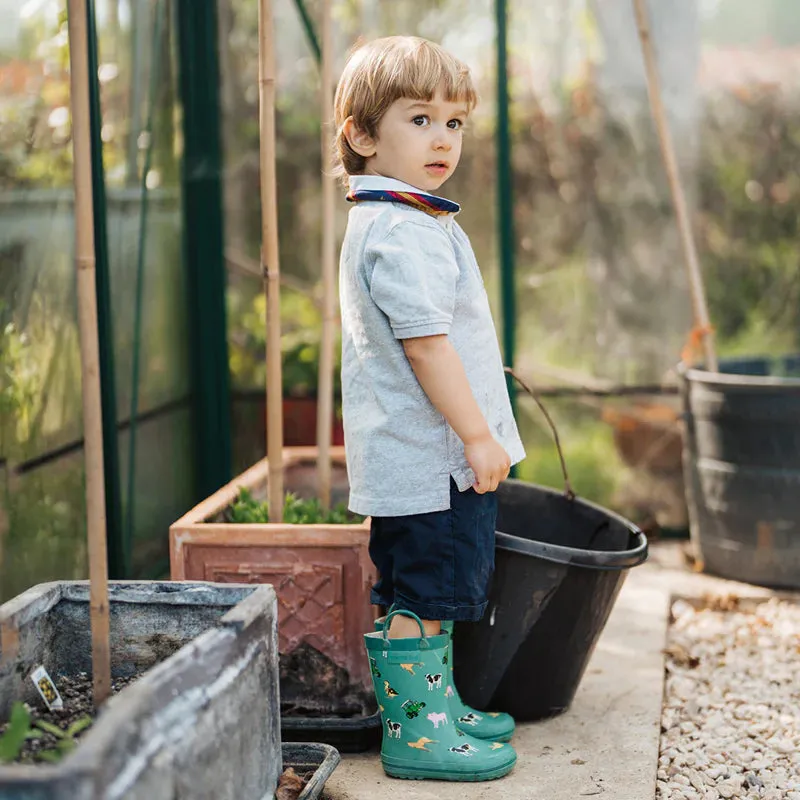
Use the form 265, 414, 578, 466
259, 0, 284, 520
632, 0, 718, 372
316, 0, 336, 509
66, 0, 111, 707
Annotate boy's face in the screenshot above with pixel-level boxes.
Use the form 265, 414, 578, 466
348, 84, 468, 192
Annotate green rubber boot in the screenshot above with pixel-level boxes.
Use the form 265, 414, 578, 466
366, 611, 516, 782
375, 615, 516, 743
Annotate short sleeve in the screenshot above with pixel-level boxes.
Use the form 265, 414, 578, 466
367, 221, 459, 339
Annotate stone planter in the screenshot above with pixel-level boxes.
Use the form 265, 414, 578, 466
169, 447, 376, 720
0, 581, 280, 800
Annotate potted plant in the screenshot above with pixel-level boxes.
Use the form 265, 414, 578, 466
227, 284, 345, 447
169, 449, 379, 748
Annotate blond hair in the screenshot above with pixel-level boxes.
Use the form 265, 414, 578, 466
333, 36, 478, 177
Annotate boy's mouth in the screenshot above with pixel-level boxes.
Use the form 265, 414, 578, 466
425, 161, 449, 174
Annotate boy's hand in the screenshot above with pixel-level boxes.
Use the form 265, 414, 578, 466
464, 434, 511, 494
401, 335, 511, 493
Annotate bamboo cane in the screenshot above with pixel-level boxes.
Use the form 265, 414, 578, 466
259, 0, 284, 520
66, 0, 111, 706
316, 0, 336, 509
632, 0, 718, 372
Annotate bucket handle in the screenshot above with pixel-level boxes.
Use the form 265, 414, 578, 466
505, 367, 575, 501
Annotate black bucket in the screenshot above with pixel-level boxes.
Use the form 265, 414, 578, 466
452, 479, 648, 722
680, 355, 800, 588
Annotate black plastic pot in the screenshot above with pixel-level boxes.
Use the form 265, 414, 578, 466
281, 742, 341, 800
680, 355, 800, 588
452, 479, 648, 721
281, 711, 382, 753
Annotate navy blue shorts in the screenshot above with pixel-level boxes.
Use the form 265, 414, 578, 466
369, 479, 498, 622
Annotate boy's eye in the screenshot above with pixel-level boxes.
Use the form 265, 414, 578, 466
448, 119, 465, 130
412, 115, 430, 127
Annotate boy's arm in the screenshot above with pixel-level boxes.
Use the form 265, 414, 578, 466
403, 335, 510, 494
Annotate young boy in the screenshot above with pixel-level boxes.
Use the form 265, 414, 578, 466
334, 37, 525, 781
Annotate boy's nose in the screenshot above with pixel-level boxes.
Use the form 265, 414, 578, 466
433, 137, 451, 151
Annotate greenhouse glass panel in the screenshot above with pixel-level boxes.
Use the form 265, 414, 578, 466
0, 0, 87, 600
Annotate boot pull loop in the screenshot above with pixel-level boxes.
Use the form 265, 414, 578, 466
381, 609, 430, 650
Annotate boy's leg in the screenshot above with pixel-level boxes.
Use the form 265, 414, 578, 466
368, 479, 491, 625
368, 515, 396, 610
371, 480, 515, 742
388, 615, 440, 638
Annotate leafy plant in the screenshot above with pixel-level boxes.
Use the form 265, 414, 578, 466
0, 702, 94, 765
227, 487, 360, 525
33, 717, 93, 763
0, 703, 37, 763
228, 288, 342, 398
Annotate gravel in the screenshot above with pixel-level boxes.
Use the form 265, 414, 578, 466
658, 596, 800, 800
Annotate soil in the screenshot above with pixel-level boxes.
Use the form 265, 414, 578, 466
4, 673, 324, 798
0, 672, 136, 764
279, 642, 376, 718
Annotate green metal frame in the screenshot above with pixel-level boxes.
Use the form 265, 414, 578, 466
86, 0, 125, 578
495, 0, 517, 415
176, 0, 233, 501
293, 0, 321, 62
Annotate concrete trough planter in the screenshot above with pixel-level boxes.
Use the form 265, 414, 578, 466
0, 581, 281, 800
169, 446, 379, 749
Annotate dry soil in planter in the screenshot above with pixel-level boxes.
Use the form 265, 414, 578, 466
0, 673, 135, 765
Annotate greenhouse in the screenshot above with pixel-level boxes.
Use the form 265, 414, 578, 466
1, 1, 799, 798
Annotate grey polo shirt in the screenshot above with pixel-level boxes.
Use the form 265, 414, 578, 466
339, 175, 526, 517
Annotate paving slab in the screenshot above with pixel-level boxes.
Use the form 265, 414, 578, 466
323, 559, 670, 800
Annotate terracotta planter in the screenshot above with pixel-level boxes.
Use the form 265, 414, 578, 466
280, 397, 345, 447
169, 447, 375, 702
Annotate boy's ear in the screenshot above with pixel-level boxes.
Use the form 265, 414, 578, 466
343, 116, 376, 158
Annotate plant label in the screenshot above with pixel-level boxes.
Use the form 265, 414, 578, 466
31, 666, 63, 711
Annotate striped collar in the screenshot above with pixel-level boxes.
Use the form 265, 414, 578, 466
346, 175, 460, 217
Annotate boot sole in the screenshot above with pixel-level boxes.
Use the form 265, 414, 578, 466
470, 732, 513, 743
459, 726, 514, 743
382, 755, 517, 782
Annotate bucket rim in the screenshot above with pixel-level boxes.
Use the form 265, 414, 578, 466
678, 362, 800, 389
495, 530, 648, 570
496, 479, 648, 570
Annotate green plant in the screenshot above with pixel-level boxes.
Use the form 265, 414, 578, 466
228, 288, 342, 398
0, 702, 93, 764
227, 487, 360, 525
516, 399, 623, 512
33, 717, 93, 763
0, 701, 94, 765
0, 703, 36, 763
